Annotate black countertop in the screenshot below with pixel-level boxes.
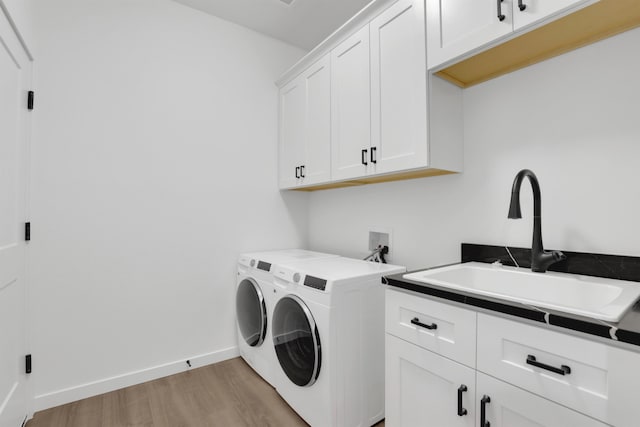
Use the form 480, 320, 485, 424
384, 243, 640, 348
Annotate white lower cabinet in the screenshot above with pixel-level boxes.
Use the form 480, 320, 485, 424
476, 373, 607, 427
386, 334, 476, 427
386, 288, 640, 426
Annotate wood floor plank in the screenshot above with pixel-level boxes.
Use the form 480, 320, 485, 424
26, 357, 384, 427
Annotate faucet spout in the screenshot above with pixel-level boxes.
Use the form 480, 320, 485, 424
508, 169, 566, 273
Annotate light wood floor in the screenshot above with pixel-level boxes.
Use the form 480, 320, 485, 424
27, 357, 385, 427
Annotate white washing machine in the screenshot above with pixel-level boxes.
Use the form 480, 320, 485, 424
270, 257, 406, 427
236, 249, 338, 387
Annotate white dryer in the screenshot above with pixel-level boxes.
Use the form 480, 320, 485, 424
236, 249, 337, 387
270, 257, 405, 427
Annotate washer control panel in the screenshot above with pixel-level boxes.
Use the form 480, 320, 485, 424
257, 261, 271, 272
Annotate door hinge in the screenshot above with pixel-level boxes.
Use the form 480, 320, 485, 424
25, 222, 30, 241
27, 91, 34, 110
25, 354, 32, 374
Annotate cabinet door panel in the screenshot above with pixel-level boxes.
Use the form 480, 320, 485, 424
386, 334, 475, 427
279, 78, 305, 188
331, 25, 371, 181
476, 373, 607, 427
370, 0, 428, 174
302, 56, 331, 185
427, 0, 513, 69
512, 0, 595, 30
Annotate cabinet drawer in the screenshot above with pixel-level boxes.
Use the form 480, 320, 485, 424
477, 313, 640, 426
385, 289, 476, 368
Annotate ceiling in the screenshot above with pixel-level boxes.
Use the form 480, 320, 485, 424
173, 0, 373, 51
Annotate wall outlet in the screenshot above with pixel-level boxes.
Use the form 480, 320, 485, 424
369, 228, 392, 261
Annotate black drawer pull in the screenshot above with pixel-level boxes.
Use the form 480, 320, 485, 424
361, 149, 368, 166
371, 146, 377, 164
497, 0, 505, 21
457, 384, 467, 416
526, 355, 571, 376
295, 166, 300, 179
480, 395, 491, 427
411, 317, 437, 330
300, 165, 305, 178
518, 0, 527, 11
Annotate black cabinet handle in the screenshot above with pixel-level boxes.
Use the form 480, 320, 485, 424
300, 165, 305, 178
497, 0, 505, 21
295, 166, 300, 179
526, 355, 571, 376
371, 147, 377, 164
361, 149, 368, 166
411, 317, 437, 330
457, 385, 468, 416
480, 395, 491, 427
518, 0, 527, 11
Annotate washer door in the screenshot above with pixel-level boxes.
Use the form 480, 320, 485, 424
236, 278, 267, 347
272, 295, 321, 387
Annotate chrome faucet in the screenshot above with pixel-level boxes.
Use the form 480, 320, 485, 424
508, 169, 566, 273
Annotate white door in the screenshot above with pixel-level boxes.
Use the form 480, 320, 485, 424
278, 77, 305, 189
512, 0, 595, 31
331, 25, 371, 181
426, 0, 513, 69
0, 8, 31, 427
301, 55, 331, 186
476, 373, 608, 427
386, 334, 475, 427
370, 0, 428, 175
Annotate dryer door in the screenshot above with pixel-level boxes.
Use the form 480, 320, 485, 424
272, 295, 321, 387
236, 278, 267, 347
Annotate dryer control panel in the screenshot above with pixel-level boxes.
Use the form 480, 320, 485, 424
304, 275, 327, 291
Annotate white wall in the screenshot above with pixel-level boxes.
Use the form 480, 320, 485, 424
0, 0, 35, 57
28, 0, 307, 409
309, 27, 640, 271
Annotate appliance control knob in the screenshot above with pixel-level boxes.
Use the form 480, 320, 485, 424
250, 259, 256, 267
293, 273, 301, 283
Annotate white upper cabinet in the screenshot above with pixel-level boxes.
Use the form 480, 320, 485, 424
277, 0, 463, 190
370, 0, 428, 174
512, 0, 594, 30
279, 78, 306, 189
279, 55, 331, 189
330, 26, 371, 182
426, 0, 513, 69
302, 56, 332, 186
427, 0, 596, 69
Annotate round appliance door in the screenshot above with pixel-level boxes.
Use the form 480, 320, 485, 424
236, 278, 267, 347
272, 295, 321, 387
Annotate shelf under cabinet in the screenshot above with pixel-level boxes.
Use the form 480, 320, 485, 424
436, 0, 640, 88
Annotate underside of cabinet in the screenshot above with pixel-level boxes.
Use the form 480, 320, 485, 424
291, 168, 457, 191
436, 0, 640, 88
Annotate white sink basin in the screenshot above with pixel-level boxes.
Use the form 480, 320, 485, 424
403, 262, 640, 322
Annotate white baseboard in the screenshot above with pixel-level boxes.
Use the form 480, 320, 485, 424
33, 346, 239, 412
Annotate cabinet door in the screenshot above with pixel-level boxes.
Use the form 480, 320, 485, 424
426, 0, 513, 69
301, 55, 331, 185
370, 0, 428, 175
279, 78, 305, 188
331, 25, 371, 181
476, 373, 608, 427
512, 0, 594, 30
386, 334, 475, 427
